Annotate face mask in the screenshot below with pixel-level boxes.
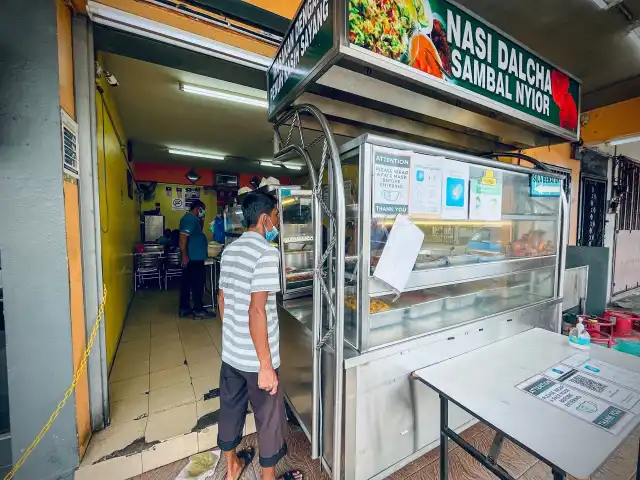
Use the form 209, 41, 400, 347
198, 208, 206, 218
263, 215, 279, 242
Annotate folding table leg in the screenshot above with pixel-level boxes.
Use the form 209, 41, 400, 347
440, 395, 448, 480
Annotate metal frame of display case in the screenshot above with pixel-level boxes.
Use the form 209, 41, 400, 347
275, 187, 316, 300
340, 133, 569, 353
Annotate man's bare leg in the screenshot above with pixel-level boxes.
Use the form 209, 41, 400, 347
262, 465, 276, 480
225, 450, 243, 480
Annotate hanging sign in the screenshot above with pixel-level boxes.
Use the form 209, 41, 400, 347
348, 0, 580, 137
267, 0, 335, 119
469, 169, 502, 221
530, 174, 561, 197
409, 154, 443, 215
373, 149, 411, 214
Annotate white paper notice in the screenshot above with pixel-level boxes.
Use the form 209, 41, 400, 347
373, 215, 424, 292
373, 148, 411, 215
561, 354, 640, 393
517, 374, 635, 435
410, 154, 443, 215
441, 159, 470, 220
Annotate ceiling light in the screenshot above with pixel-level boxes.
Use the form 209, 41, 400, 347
168, 148, 225, 160
607, 135, 640, 146
180, 83, 268, 108
260, 161, 280, 167
588, 0, 623, 9
284, 164, 303, 170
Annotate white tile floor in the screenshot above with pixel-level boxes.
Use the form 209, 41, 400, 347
77, 290, 254, 479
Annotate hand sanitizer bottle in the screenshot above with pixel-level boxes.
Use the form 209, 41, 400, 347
569, 317, 591, 350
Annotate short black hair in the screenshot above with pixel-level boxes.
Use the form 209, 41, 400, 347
241, 192, 277, 227
189, 199, 206, 211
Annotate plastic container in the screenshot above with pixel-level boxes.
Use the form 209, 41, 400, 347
569, 317, 591, 350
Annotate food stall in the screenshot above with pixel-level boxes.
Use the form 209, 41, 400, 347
267, 1, 580, 479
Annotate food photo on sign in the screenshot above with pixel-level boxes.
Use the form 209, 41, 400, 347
348, 0, 579, 132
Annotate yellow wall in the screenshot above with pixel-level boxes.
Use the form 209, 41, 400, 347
57, 0, 92, 456
96, 65, 141, 368
582, 97, 640, 144
140, 183, 218, 242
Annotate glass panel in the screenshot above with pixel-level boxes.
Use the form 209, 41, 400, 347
370, 168, 560, 273
281, 193, 314, 291
365, 267, 555, 350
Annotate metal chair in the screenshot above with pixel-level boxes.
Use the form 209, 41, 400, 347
134, 252, 164, 291
164, 250, 183, 290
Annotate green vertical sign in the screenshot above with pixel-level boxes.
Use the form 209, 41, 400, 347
348, 0, 580, 136
268, 0, 334, 119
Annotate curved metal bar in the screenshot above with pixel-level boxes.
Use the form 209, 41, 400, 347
273, 104, 346, 478
274, 144, 318, 187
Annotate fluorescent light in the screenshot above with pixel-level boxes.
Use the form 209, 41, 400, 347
284, 164, 303, 170
588, 0, 623, 9
608, 135, 640, 146
168, 148, 225, 160
180, 83, 268, 108
260, 161, 280, 167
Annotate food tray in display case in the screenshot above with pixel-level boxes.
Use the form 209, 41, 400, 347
338, 134, 569, 352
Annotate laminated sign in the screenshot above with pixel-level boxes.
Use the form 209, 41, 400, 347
373, 149, 411, 214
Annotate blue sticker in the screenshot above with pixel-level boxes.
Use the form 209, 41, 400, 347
445, 177, 465, 207
551, 368, 564, 374
584, 365, 601, 373
416, 170, 425, 182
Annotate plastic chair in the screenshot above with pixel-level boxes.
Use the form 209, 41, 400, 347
134, 252, 163, 291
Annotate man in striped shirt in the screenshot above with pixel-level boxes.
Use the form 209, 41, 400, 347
217, 192, 298, 480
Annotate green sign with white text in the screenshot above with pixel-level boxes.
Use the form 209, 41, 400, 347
349, 0, 581, 136
267, 0, 334, 119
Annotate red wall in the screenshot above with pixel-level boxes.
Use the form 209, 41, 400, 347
134, 162, 294, 187
134, 162, 214, 186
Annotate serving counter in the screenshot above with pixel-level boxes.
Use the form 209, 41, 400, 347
277, 134, 569, 480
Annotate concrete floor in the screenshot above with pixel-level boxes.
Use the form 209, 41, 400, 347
76, 290, 639, 480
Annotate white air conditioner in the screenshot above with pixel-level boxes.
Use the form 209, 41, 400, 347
61, 109, 79, 178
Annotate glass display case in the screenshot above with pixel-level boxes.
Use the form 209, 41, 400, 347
340, 135, 567, 352
275, 187, 315, 299
223, 204, 244, 246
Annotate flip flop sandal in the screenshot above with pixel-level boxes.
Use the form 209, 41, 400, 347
231, 447, 255, 480
280, 470, 303, 480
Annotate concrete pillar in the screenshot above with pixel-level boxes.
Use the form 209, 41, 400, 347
0, 1, 79, 479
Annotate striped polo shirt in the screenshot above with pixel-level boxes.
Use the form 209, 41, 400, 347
219, 231, 281, 372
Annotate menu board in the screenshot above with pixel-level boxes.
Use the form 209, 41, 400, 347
373, 148, 411, 214
516, 354, 640, 435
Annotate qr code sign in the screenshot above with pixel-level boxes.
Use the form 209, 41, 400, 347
569, 374, 607, 393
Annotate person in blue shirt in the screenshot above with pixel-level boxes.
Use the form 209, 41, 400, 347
179, 199, 214, 319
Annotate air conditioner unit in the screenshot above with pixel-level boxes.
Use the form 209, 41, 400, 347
61, 109, 79, 178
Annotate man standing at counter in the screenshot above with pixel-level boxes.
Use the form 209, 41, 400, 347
217, 192, 299, 480
179, 199, 214, 319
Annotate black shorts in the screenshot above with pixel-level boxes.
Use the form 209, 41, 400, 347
217, 362, 288, 467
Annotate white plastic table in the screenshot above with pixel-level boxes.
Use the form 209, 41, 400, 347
412, 328, 640, 480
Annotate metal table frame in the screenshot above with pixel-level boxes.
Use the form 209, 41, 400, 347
432, 391, 568, 480
203, 257, 219, 310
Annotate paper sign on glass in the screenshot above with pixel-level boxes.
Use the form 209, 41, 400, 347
441, 159, 470, 220
373, 215, 424, 292
410, 154, 444, 215
373, 148, 411, 215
